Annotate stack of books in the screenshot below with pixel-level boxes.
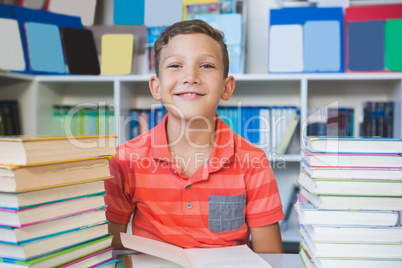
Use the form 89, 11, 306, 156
296, 137, 402, 268
0, 136, 117, 267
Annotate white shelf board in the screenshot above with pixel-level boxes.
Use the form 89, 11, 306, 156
35, 75, 118, 82
0, 72, 35, 81
17, 72, 402, 83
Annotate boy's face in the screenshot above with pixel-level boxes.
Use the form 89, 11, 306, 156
149, 33, 234, 121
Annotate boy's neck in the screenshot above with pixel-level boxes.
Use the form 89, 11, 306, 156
166, 114, 217, 149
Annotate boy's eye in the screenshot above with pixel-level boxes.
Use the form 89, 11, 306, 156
201, 64, 214, 69
168, 64, 181, 68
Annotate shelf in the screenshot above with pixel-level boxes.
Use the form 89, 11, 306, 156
11, 72, 400, 83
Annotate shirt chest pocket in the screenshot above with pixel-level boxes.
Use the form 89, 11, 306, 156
208, 194, 246, 233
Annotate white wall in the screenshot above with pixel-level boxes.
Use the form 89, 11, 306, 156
246, 0, 280, 73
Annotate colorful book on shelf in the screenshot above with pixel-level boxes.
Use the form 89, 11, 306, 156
47, 0, 97, 27
101, 33, 134, 75
0, 135, 116, 166
0, 180, 108, 210
0, 100, 22, 135
344, 4, 402, 73
302, 149, 402, 168
0, 156, 112, 193
0, 194, 106, 227
182, 0, 220, 21
361, 101, 394, 138
299, 241, 402, 268
294, 194, 399, 227
276, 109, 300, 155
0, 18, 26, 72
0, 208, 106, 244
0, 235, 113, 268
300, 229, 402, 259
24, 21, 66, 74
0, 223, 109, 260
297, 170, 402, 197
61, 27, 100, 75
304, 136, 402, 154
300, 186, 402, 211
300, 224, 402, 243
347, 20, 385, 72
385, 19, 402, 72
144, 0, 182, 27
121, 233, 271, 268
269, 7, 344, 73
301, 160, 402, 180
11, 5, 83, 74
113, 0, 144, 25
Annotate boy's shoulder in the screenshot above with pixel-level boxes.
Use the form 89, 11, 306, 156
231, 131, 267, 160
115, 130, 154, 159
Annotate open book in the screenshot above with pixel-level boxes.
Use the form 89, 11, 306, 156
120, 233, 272, 268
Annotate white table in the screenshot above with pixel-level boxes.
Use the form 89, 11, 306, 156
260, 253, 304, 268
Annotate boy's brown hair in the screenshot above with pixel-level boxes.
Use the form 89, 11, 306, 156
153, 19, 229, 78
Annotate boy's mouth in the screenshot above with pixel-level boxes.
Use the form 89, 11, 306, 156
174, 92, 205, 99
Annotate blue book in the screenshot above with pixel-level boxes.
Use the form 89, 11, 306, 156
129, 110, 140, 139
24, 22, 65, 74
347, 20, 385, 71
114, 0, 144, 25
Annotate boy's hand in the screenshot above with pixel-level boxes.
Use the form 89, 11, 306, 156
108, 222, 129, 249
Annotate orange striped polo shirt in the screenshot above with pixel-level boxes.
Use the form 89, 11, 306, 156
105, 114, 284, 248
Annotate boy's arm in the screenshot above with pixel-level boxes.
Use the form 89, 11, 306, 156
249, 222, 284, 253
108, 222, 128, 249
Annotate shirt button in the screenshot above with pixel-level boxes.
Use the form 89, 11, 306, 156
186, 203, 192, 209
185, 185, 191, 190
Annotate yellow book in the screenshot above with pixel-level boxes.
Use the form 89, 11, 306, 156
0, 156, 113, 192
101, 34, 134, 74
0, 135, 116, 166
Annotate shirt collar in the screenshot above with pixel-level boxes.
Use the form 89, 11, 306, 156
151, 114, 234, 172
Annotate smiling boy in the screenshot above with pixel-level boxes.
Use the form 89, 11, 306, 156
105, 19, 284, 253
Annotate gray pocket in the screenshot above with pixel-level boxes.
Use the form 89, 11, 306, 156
208, 194, 246, 233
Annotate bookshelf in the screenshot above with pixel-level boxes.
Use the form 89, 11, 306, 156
1, 72, 401, 244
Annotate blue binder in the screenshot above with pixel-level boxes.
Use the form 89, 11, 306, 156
114, 0, 145, 25
270, 7, 344, 73
347, 20, 385, 71
0, 3, 12, 18
12, 6, 83, 74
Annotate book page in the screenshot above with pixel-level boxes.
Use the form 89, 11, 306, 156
120, 233, 191, 267
184, 244, 272, 268
131, 253, 183, 268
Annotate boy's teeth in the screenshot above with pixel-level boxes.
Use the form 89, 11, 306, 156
183, 93, 196, 95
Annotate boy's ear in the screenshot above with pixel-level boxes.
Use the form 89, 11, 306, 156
221, 76, 235, 101
149, 76, 162, 101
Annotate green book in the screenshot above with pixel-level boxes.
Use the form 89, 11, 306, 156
385, 19, 402, 71
0, 235, 112, 268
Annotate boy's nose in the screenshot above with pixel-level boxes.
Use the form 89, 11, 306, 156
183, 67, 200, 85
